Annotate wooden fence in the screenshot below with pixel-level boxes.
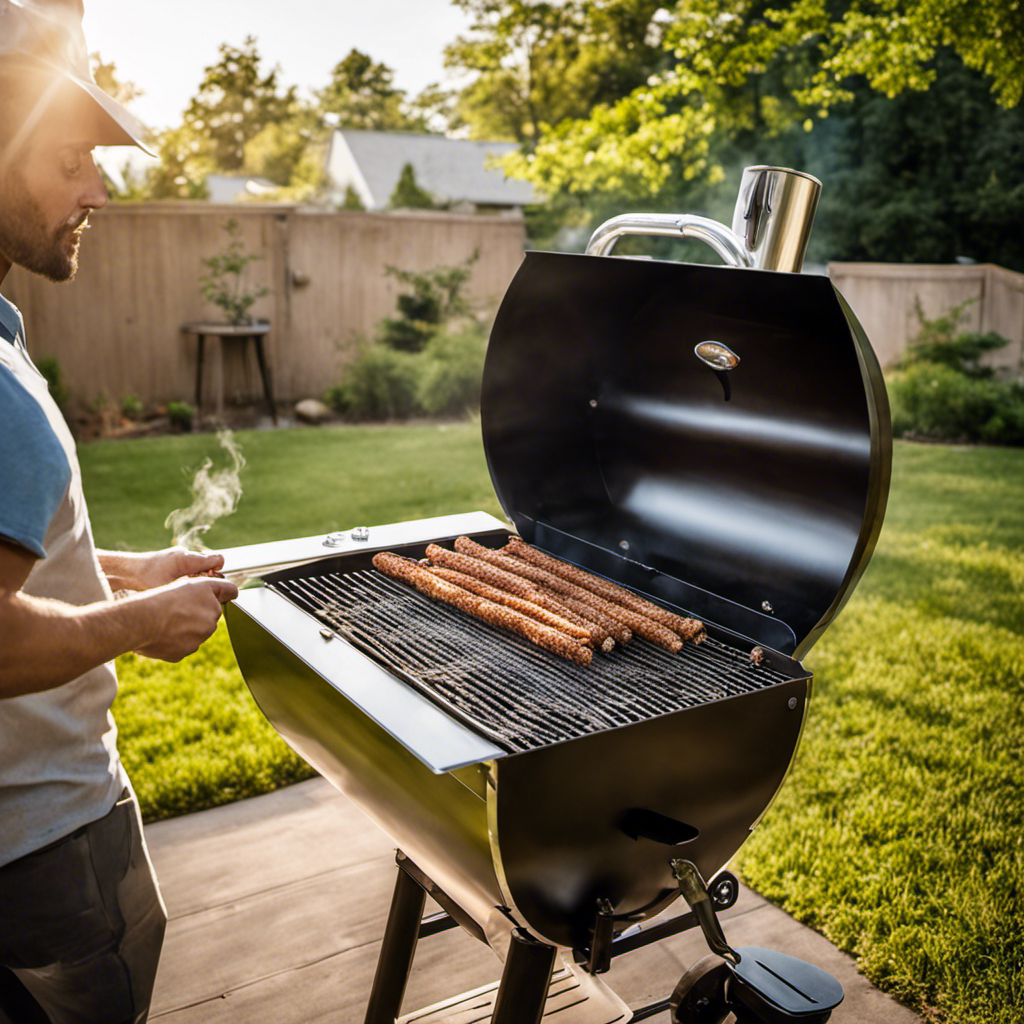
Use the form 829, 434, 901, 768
7, 212, 1022, 414
828, 262, 1024, 373
3, 203, 527, 409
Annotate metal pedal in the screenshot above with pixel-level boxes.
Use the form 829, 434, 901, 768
670, 861, 844, 1024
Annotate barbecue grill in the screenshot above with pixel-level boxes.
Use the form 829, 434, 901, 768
225, 166, 891, 1024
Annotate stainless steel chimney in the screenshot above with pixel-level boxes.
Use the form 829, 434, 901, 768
585, 165, 822, 272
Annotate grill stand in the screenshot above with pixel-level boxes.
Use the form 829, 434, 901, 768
364, 852, 732, 1024
365, 854, 845, 1024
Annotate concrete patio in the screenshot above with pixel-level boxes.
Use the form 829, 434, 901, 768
145, 777, 922, 1023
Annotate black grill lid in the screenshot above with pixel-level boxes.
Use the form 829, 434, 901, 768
481, 252, 891, 657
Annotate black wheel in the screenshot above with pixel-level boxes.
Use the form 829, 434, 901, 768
670, 954, 732, 1024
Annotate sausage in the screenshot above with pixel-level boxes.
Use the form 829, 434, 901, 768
454, 537, 682, 653
504, 536, 706, 643
372, 552, 592, 667
424, 565, 595, 644
424, 544, 616, 650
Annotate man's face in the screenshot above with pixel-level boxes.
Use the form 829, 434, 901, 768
0, 91, 108, 283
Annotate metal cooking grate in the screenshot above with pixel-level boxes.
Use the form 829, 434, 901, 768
271, 568, 794, 754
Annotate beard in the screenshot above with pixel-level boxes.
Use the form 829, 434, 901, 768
0, 168, 83, 283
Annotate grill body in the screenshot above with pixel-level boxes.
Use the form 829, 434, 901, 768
227, 522, 810, 950
225, 240, 890, 962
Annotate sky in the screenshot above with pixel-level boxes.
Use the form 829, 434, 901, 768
82, 0, 473, 134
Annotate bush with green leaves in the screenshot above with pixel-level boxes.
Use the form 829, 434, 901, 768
166, 401, 195, 432
900, 298, 1010, 378
379, 251, 479, 353
888, 299, 1024, 444
36, 355, 70, 414
416, 325, 487, 417
890, 362, 1024, 444
324, 343, 420, 421
326, 251, 489, 420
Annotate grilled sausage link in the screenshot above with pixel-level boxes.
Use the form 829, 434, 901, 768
446, 540, 630, 643
372, 552, 592, 667
504, 536, 706, 643
424, 565, 595, 644
454, 537, 682, 652
424, 544, 615, 650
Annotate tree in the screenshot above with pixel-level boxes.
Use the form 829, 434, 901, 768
389, 163, 435, 209
503, 0, 1024, 202
90, 52, 144, 108
242, 106, 326, 199
444, 0, 668, 144
316, 49, 428, 131
180, 37, 298, 172
140, 37, 307, 199
142, 122, 213, 200
813, 49, 1024, 269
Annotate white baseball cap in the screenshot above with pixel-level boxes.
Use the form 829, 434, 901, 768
0, 0, 154, 153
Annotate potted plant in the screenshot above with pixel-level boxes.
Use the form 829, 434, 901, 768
199, 218, 269, 325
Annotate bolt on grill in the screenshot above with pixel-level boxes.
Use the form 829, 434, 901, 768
271, 568, 792, 755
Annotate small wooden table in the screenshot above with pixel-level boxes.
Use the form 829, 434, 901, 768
182, 321, 277, 424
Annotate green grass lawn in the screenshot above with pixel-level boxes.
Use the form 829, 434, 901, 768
80, 429, 1023, 1024
82, 419, 504, 821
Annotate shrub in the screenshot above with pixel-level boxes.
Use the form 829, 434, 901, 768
167, 401, 195, 432
324, 344, 420, 421
327, 251, 491, 421
379, 251, 480, 353
890, 363, 1024, 444
36, 355, 70, 413
889, 298, 1024, 445
416, 325, 488, 417
121, 394, 145, 421
899, 298, 1009, 379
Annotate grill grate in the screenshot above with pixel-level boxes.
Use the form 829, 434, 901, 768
271, 568, 794, 754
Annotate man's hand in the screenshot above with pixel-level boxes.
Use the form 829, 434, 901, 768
98, 547, 226, 591
131, 575, 239, 662
0, 540, 239, 697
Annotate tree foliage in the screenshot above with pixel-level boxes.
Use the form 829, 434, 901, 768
316, 48, 436, 132
185, 37, 297, 172
814, 48, 1024, 268
444, 0, 669, 144
389, 163, 435, 210
90, 52, 144, 108
504, 0, 1024, 201
136, 39, 451, 201
143, 37, 303, 199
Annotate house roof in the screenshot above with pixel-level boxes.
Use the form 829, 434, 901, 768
327, 130, 540, 209
204, 174, 280, 203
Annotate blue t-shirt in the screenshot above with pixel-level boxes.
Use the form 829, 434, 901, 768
0, 295, 72, 558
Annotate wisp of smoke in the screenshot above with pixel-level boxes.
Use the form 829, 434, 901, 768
164, 429, 246, 551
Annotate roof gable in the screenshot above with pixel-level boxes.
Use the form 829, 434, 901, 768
327, 130, 539, 209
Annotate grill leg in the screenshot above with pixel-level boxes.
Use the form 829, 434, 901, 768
490, 929, 556, 1024
363, 863, 426, 1024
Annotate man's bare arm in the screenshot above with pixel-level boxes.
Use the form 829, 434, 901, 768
97, 547, 225, 592
0, 540, 237, 699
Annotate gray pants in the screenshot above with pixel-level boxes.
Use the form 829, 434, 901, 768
0, 787, 167, 1024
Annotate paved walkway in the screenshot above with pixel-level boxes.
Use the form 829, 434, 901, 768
144, 778, 921, 1023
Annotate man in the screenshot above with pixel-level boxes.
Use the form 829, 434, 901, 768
0, 2, 239, 1021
